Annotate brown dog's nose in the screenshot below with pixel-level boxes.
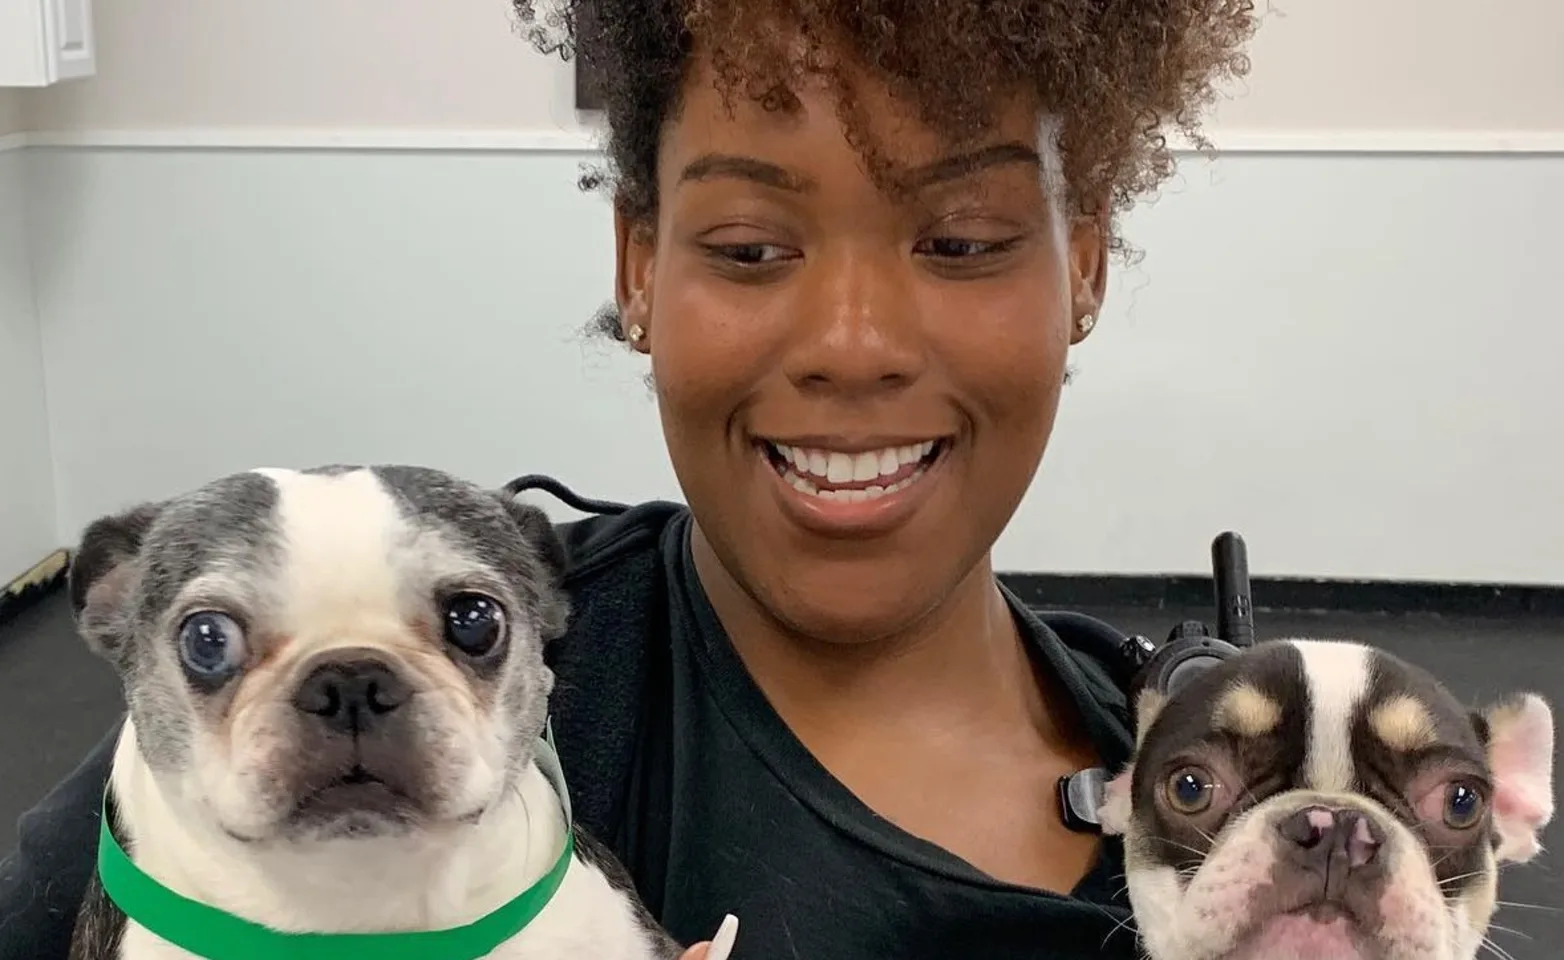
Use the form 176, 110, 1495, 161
292, 659, 409, 735
1278, 806, 1384, 874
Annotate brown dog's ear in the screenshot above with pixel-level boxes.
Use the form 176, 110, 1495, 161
1133, 688, 1167, 749
1481, 693, 1555, 863
495, 495, 571, 641
1099, 766, 1134, 836
1101, 689, 1169, 836
69, 502, 164, 659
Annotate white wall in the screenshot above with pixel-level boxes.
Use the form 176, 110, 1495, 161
9, 0, 1564, 584
26, 146, 1564, 584
0, 146, 58, 582
0, 91, 24, 138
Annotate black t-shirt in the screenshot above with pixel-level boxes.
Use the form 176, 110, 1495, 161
0, 485, 1140, 959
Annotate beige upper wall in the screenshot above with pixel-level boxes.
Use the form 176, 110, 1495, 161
21, 0, 1564, 136
28, 0, 578, 133
0, 91, 24, 137
1212, 0, 1564, 134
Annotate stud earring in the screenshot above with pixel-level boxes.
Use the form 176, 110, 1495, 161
626, 324, 646, 344
1077, 313, 1096, 335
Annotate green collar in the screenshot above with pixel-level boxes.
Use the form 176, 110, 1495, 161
97, 725, 576, 960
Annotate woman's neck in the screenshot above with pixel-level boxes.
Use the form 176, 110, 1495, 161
691, 527, 1053, 744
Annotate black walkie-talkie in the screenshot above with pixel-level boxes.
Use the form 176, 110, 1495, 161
1057, 531, 1258, 834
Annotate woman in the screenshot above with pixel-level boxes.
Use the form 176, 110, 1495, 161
0, 2, 1257, 957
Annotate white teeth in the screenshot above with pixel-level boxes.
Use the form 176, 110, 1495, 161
769, 441, 940, 503
852, 452, 879, 482
773, 441, 939, 484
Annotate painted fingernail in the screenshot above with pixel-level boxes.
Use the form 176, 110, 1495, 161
708, 914, 739, 960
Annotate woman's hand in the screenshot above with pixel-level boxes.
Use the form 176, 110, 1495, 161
677, 914, 740, 960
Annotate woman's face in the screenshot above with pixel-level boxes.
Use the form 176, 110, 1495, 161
616, 56, 1106, 644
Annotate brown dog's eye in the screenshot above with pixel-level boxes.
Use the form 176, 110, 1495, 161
1165, 766, 1217, 815
1443, 780, 1486, 829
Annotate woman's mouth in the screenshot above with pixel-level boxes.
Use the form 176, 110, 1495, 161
761, 440, 946, 502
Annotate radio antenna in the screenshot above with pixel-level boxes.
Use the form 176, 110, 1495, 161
1212, 531, 1255, 649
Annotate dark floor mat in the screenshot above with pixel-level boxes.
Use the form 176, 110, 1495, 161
0, 592, 123, 831
3, 592, 1560, 952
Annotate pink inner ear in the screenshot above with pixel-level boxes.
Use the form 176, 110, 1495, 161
1489, 696, 1555, 841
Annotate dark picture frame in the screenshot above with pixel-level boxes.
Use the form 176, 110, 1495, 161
575, 60, 604, 111
572, 1, 605, 111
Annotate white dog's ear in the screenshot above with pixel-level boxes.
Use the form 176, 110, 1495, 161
68, 502, 164, 660
1481, 693, 1555, 863
495, 494, 571, 641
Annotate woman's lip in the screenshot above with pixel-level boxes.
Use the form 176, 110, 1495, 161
759, 435, 950, 452
761, 442, 947, 539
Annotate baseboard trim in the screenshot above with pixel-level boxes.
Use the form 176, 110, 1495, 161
9, 127, 1564, 156
0, 558, 1558, 630
1000, 572, 1564, 619
0, 549, 69, 629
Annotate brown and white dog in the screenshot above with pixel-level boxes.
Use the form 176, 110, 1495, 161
66, 465, 738, 960
1100, 638, 1554, 960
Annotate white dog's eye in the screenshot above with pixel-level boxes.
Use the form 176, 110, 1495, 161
178, 611, 247, 680
443, 593, 506, 657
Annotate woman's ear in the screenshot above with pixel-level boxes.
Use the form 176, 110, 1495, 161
614, 207, 656, 353
1067, 210, 1109, 344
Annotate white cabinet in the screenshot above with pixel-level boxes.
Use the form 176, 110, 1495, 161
0, 0, 95, 87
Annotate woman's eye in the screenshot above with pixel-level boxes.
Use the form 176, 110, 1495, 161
443, 593, 506, 657
915, 236, 1018, 259
178, 611, 247, 680
705, 243, 793, 266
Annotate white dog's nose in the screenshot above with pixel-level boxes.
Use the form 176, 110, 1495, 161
292, 658, 410, 735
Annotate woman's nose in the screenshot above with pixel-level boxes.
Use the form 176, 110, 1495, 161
781, 248, 927, 396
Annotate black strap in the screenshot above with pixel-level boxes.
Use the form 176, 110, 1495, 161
503, 474, 631, 517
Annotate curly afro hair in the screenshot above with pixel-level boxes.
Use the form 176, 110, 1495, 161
515, 0, 1256, 333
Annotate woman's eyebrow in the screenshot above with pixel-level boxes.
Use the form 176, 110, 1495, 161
676, 141, 1041, 194
909, 142, 1043, 188
678, 155, 817, 192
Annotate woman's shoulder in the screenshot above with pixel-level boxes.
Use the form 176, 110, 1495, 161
555, 499, 687, 584
516, 479, 689, 835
